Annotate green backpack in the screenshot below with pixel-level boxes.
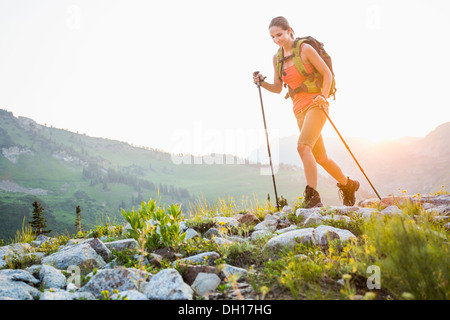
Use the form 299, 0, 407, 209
276, 36, 337, 100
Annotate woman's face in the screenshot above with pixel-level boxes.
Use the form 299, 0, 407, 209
269, 26, 291, 48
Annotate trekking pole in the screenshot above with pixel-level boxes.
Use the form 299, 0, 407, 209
319, 105, 382, 200
253, 71, 280, 210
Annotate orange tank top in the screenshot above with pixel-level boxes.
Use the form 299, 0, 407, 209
281, 46, 318, 115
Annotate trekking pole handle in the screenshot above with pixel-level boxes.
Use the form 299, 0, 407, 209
253, 71, 266, 87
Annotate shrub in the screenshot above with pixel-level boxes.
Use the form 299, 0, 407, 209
121, 199, 186, 251
350, 214, 450, 300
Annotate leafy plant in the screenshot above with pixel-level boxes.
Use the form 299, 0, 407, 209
121, 199, 186, 251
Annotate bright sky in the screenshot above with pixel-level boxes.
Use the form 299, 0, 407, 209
1, 0, 449, 159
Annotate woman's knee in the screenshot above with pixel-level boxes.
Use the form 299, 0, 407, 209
297, 144, 312, 157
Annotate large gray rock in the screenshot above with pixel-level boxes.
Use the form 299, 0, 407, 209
0, 269, 39, 300
275, 225, 299, 235
326, 206, 359, 215
142, 268, 193, 300
184, 228, 200, 240
0, 243, 32, 269
355, 207, 380, 220
203, 228, 223, 239
0, 269, 39, 285
39, 289, 95, 300
215, 217, 239, 229
42, 242, 106, 274
296, 208, 323, 225
78, 267, 150, 298
220, 264, 248, 281
253, 219, 278, 232
426, 206, 450, 216
104, 239, 139, 252
79, 238, 113, 262
39, 265, 67, 289
314, 225, 357, 245
263, 228, 315, 253
31, 235, 55, 247
174, 252, 220, 266
322, 214, 351, 223
250, 230, 274, 241
191, 272, 221, 297
211, 237, 233, 245
380, 205, 404, 216
111, 290, 148, 300
263, 225, 357, 252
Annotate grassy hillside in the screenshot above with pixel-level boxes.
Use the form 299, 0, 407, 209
1, 109, 350, 241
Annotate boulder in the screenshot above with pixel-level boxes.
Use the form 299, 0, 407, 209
104, 239, 139, 252
42, 242, 106, 274
380, 205, 404, 216
78, 267, 150, 298
237, 213, 260, 226
142, 268, 193, 300
322, 214, 351, 223
219, 264, 248, 281
191, 272, 221, 297
275, 225, 299, 235
0, 269, 39, 300
281, 206, 293, 215
79, 238, 113, 262
326, 206, 359, 215
253, 217, 278, 232
203, 228, 223, 239
0, 269, 39, 285
355, 207, 380, 220
177, 263, 217, 285
211, 237, 233, 245
296, 209, 323, 225
111, 290, 148, 300
214, 217, 239, 229
39, 289, 95, 300
39, 265, 67, 289
314, 225, 356, 246
250, 230, 274, 241
31, 235, 54, 247
184, 228, 200, 240
0, 243, 32, 269
173, 252, 220, 266
263, 228, 315, 253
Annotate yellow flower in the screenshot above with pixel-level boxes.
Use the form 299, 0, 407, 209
342, 274, 352, 281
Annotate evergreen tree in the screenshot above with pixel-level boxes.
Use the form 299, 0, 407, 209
75, 205, 82, 233
29, 200, 51, 236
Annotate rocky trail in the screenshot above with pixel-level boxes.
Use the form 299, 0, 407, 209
0, 193, 449, 300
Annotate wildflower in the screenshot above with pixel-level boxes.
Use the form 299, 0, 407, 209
342, 274, 352, 281
363, 292, 377, 300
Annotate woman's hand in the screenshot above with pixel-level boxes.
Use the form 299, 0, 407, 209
253, 73, 265, 85
312, 95, 329, 107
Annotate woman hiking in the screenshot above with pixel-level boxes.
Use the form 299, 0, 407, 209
253, 16, 359, 208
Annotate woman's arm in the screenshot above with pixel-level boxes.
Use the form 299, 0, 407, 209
303, 44, 332, 99
253, 54, 283, 94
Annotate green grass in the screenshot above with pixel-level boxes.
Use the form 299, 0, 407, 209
3, 189, 449, 300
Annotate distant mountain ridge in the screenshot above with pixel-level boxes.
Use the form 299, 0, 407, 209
247, 122, 450, 196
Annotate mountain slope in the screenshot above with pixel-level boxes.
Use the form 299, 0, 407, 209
248, 122, 450, 197
0, 109, 349, 241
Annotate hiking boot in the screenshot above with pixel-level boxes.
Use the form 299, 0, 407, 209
303, 185, 324, 208
337, 177, 360, 206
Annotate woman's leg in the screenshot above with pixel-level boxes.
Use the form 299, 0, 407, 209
296, 105, 329, 189
312, 136, 348, 186
297, 144, 318, 189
